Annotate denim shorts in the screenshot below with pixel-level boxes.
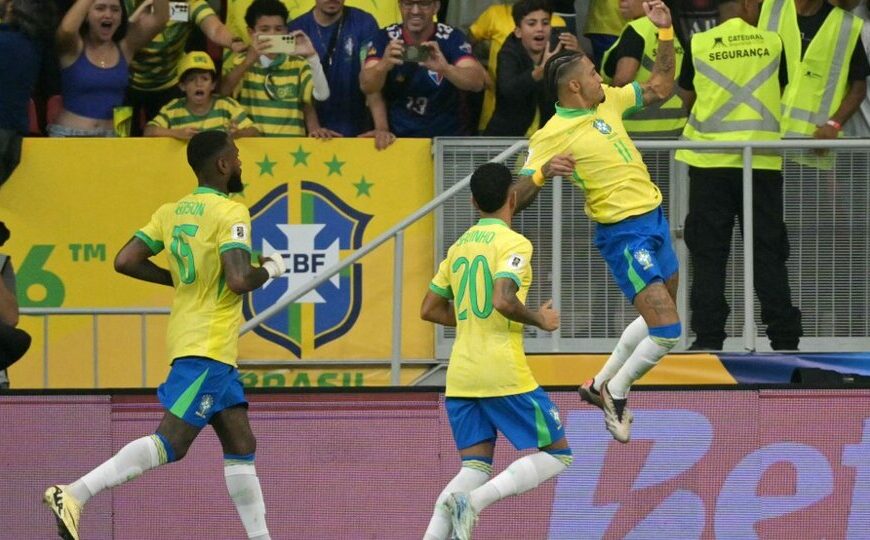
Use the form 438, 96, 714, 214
47, 124, 115, 137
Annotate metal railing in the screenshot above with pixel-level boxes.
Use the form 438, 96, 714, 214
18, 307, 170, 388
437, 138, 870, 356
19, 138, 870, 388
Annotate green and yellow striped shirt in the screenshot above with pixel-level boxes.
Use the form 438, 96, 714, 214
147, 95, 255, 132
228, 53, 313, 137
125, 0, 216, 91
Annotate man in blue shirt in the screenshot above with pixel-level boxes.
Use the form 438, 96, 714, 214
360, 0, 485, 139
289, 0, 379, 138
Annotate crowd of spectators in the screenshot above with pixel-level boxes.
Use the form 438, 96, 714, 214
1, 0, 868, 149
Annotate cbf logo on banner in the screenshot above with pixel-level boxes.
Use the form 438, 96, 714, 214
243, 182, 372, 358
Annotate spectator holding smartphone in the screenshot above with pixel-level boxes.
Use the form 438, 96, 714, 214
360, 0, 486, 138
289, 0, 380, 139
220, 0, 330, 136
484, 0, 580, 136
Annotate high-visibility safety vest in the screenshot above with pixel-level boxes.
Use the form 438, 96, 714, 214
758, 0, 862, 138
676, 18, 783, 170
601, 18, 687, 138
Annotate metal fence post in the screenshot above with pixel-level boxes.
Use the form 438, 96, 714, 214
742, 146, 757, 351
391, 230, 405, 386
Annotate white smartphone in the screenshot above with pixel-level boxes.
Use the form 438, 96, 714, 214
169, 2, 189, 22
258, 34, 296, 54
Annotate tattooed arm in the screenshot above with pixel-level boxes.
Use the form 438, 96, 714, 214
639, 0, 675, 106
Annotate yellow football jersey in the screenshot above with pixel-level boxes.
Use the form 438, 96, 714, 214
430, 218, 539, 398
135, 187, 253, 366
520, 83, 662, 224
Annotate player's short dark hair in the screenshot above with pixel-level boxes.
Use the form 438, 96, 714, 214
245, 0, 289, 29
545, 49, 585, 97
471, 162, 514, 213
187, 131, 230, 175
512, 0, 554, 27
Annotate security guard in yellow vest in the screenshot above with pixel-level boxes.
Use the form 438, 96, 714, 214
758, 0, 867, 142
676, 0, 802, 351
601, 0, 687, 137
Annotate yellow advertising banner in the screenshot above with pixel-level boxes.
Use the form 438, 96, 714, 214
239, 366, 429, 388
527, 354, 738, 386
0, 138, 434, 388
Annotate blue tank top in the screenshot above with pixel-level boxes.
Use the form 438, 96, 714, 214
61, 47, 129, 120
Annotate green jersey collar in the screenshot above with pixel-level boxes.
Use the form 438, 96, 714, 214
555, 102, 596, 118
194, 186, 228, 198
478, 218, 509, 228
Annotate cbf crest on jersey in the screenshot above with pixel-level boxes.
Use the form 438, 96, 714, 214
243, 183, 372, 358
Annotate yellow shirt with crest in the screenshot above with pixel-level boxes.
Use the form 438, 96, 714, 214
135, 187, 253, 367
430, 218, 539, 398
520, 83, 662, 224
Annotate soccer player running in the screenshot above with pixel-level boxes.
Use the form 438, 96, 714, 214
420, 163, 572, 540
43, 131, 285, 540
514, 0, 678, 444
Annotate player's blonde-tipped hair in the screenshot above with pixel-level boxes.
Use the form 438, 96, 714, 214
544, 50, 586, 99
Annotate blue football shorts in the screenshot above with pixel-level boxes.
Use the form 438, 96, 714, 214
445, 387, 566, 451
157, 357, 247, 428
594, 205, 679, 302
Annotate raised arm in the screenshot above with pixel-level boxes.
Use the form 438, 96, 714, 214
638, 0, 675, 106
56, 0, 93, 61
420, 44, 485, 92
360, 39, 403, 94
200, 13, 247, 52
122, 0, 169, 59
492, 279, 559, 331
114, 237, 173, 286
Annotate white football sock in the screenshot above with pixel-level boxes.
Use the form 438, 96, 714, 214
593, 316, 648, 391
468, 452, 569, 513
608, 335, 678, 399
70, 434, 165, 504
423, 465, 491, 540
225, 462, 270, 540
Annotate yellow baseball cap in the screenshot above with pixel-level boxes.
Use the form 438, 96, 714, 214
177, 51, 216, 80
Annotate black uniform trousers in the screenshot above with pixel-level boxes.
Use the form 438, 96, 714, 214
685, 166, 803, 349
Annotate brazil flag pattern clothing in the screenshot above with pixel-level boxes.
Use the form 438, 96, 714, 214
135, 187, 253, 366
520, 83, 662, 224
430, 218, 538, 398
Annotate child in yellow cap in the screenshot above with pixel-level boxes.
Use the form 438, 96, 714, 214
144, 51, 259, 139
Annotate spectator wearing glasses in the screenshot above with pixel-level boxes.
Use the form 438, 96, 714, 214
289, 0, 380, 140
220, 0, 330, 136
360, 0, 486, 138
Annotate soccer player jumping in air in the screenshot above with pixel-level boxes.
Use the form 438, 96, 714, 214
515, 0, 678, 444
421, 162, 573, 540
44, 131, 284, 540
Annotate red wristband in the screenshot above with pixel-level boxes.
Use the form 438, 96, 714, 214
826, 119, 842, 131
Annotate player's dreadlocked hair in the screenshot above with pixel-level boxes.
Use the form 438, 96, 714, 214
471, 162, 513, 213
545, 49, 586, 101
187, 131, 231, 176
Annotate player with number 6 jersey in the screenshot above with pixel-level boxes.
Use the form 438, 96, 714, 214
136, 184, 252, 365
420, 163, 573, 540
44, 132, 283, 540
